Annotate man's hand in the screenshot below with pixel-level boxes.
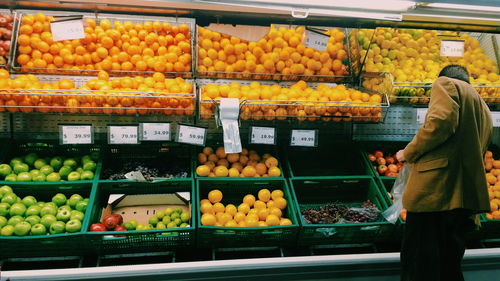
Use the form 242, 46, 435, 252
396, 150, 406, 163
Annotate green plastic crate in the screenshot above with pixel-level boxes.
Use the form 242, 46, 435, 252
285, 142, 375, 179
0, 183, 95, 258
0, 141, 101, 185
99, 143, 192, 185
360, 141, 407, 181
290, 177, 393, 246
196, 178, 299, 248
85, 180, 196, 254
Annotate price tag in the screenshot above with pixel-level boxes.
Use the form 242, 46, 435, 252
249, 126, 276, 145
177, 125, 207, 146
140, 123, 171, 141
416, 108, 428, 124
290, 129, 318, 147
492, 112, 500, 127
303, 29, 329, 52
59, 125, 92, 144
50, 19, 85, 41
440, 40, 464, 57
108, 126, 139, 144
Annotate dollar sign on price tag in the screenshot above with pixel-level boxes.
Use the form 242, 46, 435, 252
177, 125, 207, 146
108, 126, 139, 144
249, 126, 276, 145
140, 123, 171, 141
416, 108, 428, 124
492, 112, 500, 127
290, 129, 318, 147
59, 125, 93, 144
50, 17, 85, 41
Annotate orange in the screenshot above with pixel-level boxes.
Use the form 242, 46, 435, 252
257, 208, 270, 221
196, 165, 211, 177
265, 214, 280, 226
213, 202, 225, 213
242, 166, 256, 177
201, 214, 216, 226
200, 202, 214, 214
258, 189, 271, 202
274, 197, 287, 209
208, 189, 223, 203
225, 204, 237, 216
238, 203, 250, 214
268, 167, 281, 177
234, 212, 246, 223
271, 190, 284, 200
280, 218, 292, 226
214, 165, 229, 177
254, 200, 267, 209
243, 194, 256, 207
255, 163, 268, 176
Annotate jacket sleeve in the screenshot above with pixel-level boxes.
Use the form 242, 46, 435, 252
404, 77, 460, 163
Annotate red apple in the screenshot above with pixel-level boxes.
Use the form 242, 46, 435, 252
102, 214, 120, 230
376, 157, 386, 165
368, 154, 376, 162
388, 164, 398, 173
90, 223, 107, 232
378, 164, 388, 175
396, 163, 403, 171
386, 172, 399, 177
112, 214, 123, 225
385, 156, 395, 165
374, 150, 384, 158
114, 225, 127, 232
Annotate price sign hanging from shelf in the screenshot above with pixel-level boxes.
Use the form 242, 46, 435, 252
249, 126, 276, 145
59, 125, 93, 145
176, 125, 207, 146
303, 28, 329, 52
416, 108, 428, 124
290, 129, 318, 147
108, 126, 139, 144
440, 40, 464, 57
50, 16, 85, 41
139, 123, 171, 141
492, 112, 500, 127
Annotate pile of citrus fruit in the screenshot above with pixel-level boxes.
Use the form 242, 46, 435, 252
197, 25, 349, 80
0, 69, 194, 115
196, 146, 281, 178
484, 151, 500, 220
200, 80, 383, 121
200, 189, 292, 227
16, 13, 191, 74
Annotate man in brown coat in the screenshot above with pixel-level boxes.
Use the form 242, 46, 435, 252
396, 65, 492, 281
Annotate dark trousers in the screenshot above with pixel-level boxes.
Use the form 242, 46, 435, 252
401, 209, 474, 281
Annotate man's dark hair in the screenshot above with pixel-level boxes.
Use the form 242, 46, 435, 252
438, 65, 470, 84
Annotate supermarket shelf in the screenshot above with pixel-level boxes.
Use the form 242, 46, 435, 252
2, 248, 500, 281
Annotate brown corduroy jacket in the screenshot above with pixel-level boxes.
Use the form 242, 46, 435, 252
403, 76, 492, 213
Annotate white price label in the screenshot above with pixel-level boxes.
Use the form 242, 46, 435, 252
440, 40, 464, 57
60, 125, 92, 144
50, 19, 85, 41
416, 108, 428, 124
304, 30, 329, 52
108, 126, 139, 144
140, 123, 171, 141
177, 125, 206, 146
492, 112, 500, 127
250, 127, 276, 145
290, 130, 317, 147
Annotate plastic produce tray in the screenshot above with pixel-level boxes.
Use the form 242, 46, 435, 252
0, 10, 15, 69
0, 182, 95, 258
196, 178, 299, 248
290, 177, 392, 245
85, 180, 195, 254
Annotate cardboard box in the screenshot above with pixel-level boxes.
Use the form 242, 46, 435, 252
101, 192, 191, 226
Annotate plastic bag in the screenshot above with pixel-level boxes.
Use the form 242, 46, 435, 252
382, 164, 411, 224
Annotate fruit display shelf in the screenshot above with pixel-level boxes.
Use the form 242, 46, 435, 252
197, 79, 389, 123
85, 180, 195, 255
1, 74, 196, 116
289, 177, 392, 246
0, 10, 15, 69
0, 182, 95, 258
196, 178, 299, 248
195, 24, 353, 82
11, 11, 194, 77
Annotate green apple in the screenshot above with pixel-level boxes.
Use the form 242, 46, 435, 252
0, 202, 10, 216
58, 166, 72, 179
14, 221, 31, 236
25, 215, 41, 226
65, 219, 81, 233
68, 194, 83, 208
80, 171, 94, 180
40, 205, 57, 217
145, 224, 154, 230
123, 220, 137, 230
0, 185, 13, 196
40, 214, 57, 229
63, 158, 78, 169
75, 201, 88, 212
7, 215, 24, 226
13, 163, 29, 174
166, 222, 177, 229
156, 222, 167, 229
170, 212, 180, 220
148, 216, 159, 226
0, 164, 12, 177
89, 151, 100, 162
40, 165, 54, 176
30, 223, 47, 235
81, 155, 92, 165
9, 202, 26, 216
164, 208, 173, 216
34, 159, 48, 170
162, 215, 171, 224
52, 193, 67, 206
179, 223, 188, 228
50, 157, 63, 170
33, 174, 46, 182
49, 221, 66, 234
136, 224, 146, 231
56, 209, 71, 222
36, 201, 45, 208
9, 157, 24, 167
1, 224, 14, 236
67, 171, 81, 181
1, 192, 18, 205
83, 161, 96, 172
16, 172, 32, 181
76, 167, 84, 174
0, 215, 7, 228
44, 202, 57, 209
58, 205, 71, 212
24, 153, 38, 167
26, 205, 41, 216
180, 212, 190, 223
173, 218, 181, 226
174, 207, 182, 214
46, 172, 61, 182
156, 211, 165, 220
22, 196, 37, 207
29, 169, 41, 178
5, 174, 17, 181
70, 210, 84, 221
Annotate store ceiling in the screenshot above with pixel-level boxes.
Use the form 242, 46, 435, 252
0, 0, 499, 32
